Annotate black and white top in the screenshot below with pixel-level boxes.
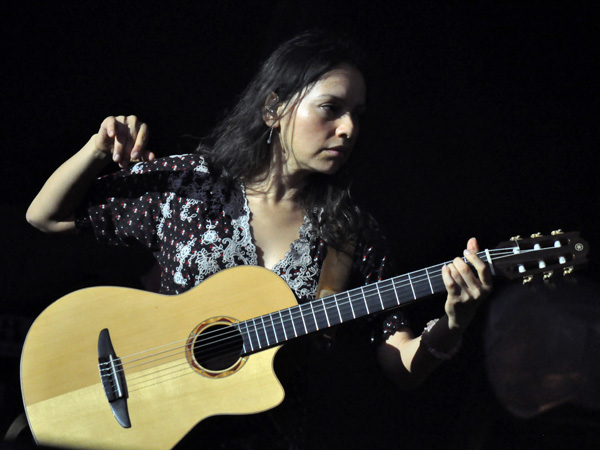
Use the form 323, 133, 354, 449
76, 154, 389, 302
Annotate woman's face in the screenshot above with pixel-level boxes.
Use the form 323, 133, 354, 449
276, 63, 367, 178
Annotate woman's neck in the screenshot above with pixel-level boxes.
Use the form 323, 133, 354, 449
244, 154, 308, 205
244, 175, 304, 205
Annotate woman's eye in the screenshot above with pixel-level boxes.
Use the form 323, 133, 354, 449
321, 104, 340, 114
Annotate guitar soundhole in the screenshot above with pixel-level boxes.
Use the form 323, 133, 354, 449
193, 324, 243, 371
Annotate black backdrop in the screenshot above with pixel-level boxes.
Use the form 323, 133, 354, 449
1, 1, 599, 449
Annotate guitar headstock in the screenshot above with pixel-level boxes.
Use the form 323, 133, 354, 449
491, 230, 589, 283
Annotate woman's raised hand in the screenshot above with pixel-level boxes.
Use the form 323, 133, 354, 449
95, 115, 155, 168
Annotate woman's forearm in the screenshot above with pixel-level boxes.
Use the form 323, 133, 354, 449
26, 134, 111, 233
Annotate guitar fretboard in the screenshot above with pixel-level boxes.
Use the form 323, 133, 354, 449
238, 262, 453, 355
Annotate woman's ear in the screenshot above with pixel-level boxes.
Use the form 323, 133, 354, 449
263, 92, 280, 127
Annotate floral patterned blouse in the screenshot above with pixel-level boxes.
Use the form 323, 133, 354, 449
76, 154, 389, 303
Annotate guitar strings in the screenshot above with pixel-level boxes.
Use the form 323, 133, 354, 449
110, 247, 546, 395
102, 247, 520, 389
104, 247, 519, 385
102, 248, 527, 394
113, 242, 570, 395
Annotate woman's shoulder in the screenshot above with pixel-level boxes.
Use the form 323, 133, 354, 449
126, 153, 212, 175
90, 153, 228, 201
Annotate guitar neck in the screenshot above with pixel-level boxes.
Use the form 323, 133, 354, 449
238, 228, 589, 355
238, 255, 474, 355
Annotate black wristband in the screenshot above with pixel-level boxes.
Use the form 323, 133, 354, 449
420, 317, 463, 360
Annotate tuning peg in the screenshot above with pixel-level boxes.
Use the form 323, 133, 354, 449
563, 266, 574, 276
531, 232, 542, 238
551, 229, 563, 235
543, 270, 554, 281
523, 275, 533, 284
510, 235, 521, 242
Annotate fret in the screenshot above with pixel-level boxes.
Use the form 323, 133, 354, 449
323, 298, 342, 327
361, 287, 370, 314
322, 298, 331, 327
485, 249, 496, 276
336, 292, 354, 322
300, 304, 318, 333
312, 299, 331, 329
266, 313, 281, 345
315, 299, 335, 329
350, 290, 369, 318
376, 283, 384, 309
290, 306, 305, 337
411, 270, 434, 299
365, 287, 384, 314
347, 291, 356, 319
430, 267, 446, 292
299, 306, 309, 335
425, 267, 434, 294
309, 302, 319, 331
240, 322, 251, 354
333, 295, 343, 323
251, 318, 263, 349
390, 278, 401, 305
277, 311, 288, 341
407, 273, 417, 299
379, 279, 400, 309
244, 320, 257, 352
284, 308, 298, 338
393, 275, 417, 306
260, 316, 271, 347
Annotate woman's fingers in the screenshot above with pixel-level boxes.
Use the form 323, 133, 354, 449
96, 115, 149, 167
443, 238, 493, 329
96, 116, 118, 150
443, 242, 492, 301
131, 122, 150, 161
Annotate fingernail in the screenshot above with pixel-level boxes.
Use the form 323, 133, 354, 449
463, 249, 471, 256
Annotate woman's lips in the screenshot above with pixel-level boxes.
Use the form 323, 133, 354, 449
325, 146, 350, 156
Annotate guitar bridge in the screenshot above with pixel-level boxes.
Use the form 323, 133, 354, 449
98, 328, 131, 428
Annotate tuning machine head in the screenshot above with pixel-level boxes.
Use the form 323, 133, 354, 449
563, 266, 574, 276
522, 275, 533, 284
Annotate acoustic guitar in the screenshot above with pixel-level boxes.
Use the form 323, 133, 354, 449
20, 231, 588, 449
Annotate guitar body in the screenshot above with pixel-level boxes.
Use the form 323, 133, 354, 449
21, 266, 293, 450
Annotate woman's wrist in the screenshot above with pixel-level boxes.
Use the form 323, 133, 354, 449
419, 315, 464, 360
86, 134, 113, 164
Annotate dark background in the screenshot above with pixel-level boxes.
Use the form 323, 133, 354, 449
1, 1, 599, 449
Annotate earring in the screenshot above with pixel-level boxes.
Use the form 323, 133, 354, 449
267, 126, 274, 144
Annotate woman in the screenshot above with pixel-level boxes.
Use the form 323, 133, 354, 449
26, 30, 491, 446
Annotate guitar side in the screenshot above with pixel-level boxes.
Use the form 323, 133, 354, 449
21, 266, 295, 450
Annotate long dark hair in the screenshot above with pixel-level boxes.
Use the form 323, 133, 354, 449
198, 30, 371, 249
